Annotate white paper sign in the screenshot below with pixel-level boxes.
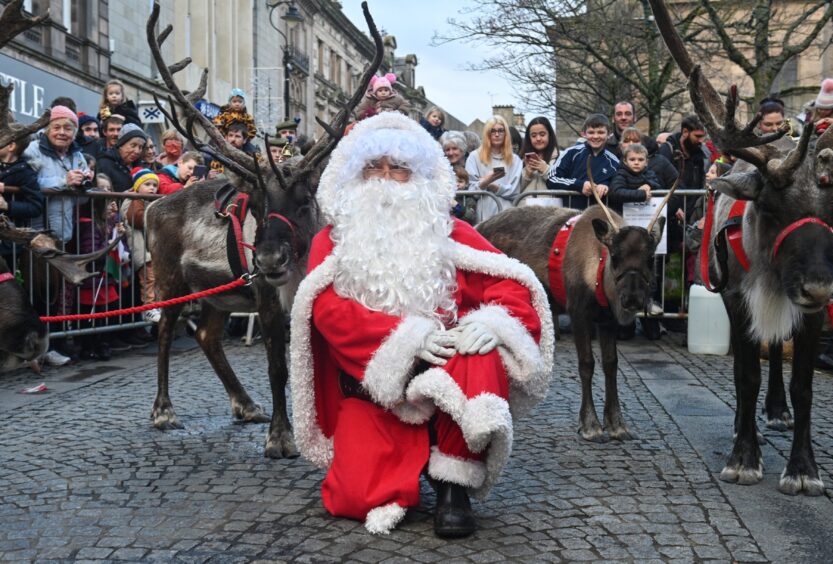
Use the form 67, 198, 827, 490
622, 197, 668, 255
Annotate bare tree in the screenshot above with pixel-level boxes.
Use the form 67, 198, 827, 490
434, 0, 702, 136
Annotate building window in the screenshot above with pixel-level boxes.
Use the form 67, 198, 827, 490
317, 39, 324, 75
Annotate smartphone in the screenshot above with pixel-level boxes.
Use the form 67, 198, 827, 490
493, 166, 505, 174
524, 152, 539, 161
192, 165, 208, 180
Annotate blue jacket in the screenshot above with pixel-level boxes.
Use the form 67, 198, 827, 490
546, 142, 619, 209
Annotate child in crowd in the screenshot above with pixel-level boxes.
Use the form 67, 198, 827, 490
451, 166, 477, 225
214, 88, 258, 140
419, 106, 447, 140
805, 78, 833, 135
158, 151, 204, 195
608, 143, 661, 214
97, 79, 141, 126
121, 168, 160, 324
354, 73, 411, 120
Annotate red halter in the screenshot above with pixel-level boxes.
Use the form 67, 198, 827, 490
771, 217, 833, 261
0, 272, 15, 284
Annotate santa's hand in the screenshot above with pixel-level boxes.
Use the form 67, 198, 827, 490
416, 330, 457, 365
450, 322, 500, 355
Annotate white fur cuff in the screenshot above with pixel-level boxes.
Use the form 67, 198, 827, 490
362, 315, 437, 408
364, 502, 407, 535
428, 446, 486, 488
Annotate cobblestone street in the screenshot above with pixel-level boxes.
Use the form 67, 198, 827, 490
2, 332, 833, 563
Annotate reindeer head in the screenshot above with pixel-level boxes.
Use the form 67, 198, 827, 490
593, 219, 666, 315
145, 1, 382, 288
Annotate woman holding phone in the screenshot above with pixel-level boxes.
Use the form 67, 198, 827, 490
519, 116, 560, 207
464, 115, 522, 221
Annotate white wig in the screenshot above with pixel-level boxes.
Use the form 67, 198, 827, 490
317, 113, 456, 220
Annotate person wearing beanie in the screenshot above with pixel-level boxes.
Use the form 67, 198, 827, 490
96, 123, 148, 192
353, 72, 411, 121
213, 88, 257, 139
121, 167, 161, 324
806, 78, 833, 135
76, 114, 101, 154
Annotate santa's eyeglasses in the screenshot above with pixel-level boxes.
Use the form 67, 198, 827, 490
362, 160, 412, 181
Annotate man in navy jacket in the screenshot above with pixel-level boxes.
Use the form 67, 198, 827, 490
547, 114, 620, 209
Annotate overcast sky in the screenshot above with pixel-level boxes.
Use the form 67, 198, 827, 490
340, 1, 519, 126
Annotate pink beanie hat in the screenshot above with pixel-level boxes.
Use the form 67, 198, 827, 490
814, 78, 833, 110
371, 73, 396, 94
50, 105, 78, 127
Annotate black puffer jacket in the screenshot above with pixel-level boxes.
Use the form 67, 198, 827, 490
96, 148, 134, 192
97, 100, 142, 127
608, 166, 661, 214
0, 158, 44, 224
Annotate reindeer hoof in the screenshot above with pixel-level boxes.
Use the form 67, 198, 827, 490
608, 427, 637, 441
720, 463, 763, 485
579, 426, 608, 443
151, 407, 183, 430
232, 401, 271, 424
765, 413, 794, 431
778, 469, 825, 496
264, 431, 299, 459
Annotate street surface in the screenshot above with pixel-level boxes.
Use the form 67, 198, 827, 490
2, 332, 833, 562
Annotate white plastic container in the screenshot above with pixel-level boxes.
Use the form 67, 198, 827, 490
687, 284, 731, 355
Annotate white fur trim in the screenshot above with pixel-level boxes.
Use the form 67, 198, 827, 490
363, 315, 437, 408
318, 113, 455, 222
427, 446, 486, 488
451, 242, 555, 417
405, 368, 513, 500
364, 502, 407, 535
391, 398, 436, 425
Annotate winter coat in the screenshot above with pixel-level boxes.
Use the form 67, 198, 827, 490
546, 141, 620, 209
157, 165, 185, 195
98, 100, 142, 127
657, 133, 707, 190
608, 166, 661, 214
96, 148, 135, 193
24, 133, 90, 242
120, 198, 150, 270
464, 150, 523, 221
0, 158, 44, 224
354, 91, 411, 120
213, 105, 258, 139
418, 117, 445, 141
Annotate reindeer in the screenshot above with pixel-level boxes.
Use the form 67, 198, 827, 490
650, 0, 833, 495
143, 1, 383, 458
478, 197, 667, 442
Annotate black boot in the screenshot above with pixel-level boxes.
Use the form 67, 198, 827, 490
434, 481, 476, 538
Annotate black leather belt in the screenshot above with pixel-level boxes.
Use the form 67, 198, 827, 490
339, 371, 372, 402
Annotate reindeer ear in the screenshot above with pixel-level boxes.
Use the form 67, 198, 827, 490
592, 218, 615, 246
649, 216, 666, 246
711, 170, 764, 201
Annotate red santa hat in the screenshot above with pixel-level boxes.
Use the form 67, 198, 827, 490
317, 112, 455, 220
370, 73, 396, 94
814, 78, 833, 110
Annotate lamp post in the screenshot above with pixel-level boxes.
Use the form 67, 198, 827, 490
268, 1, 304, 122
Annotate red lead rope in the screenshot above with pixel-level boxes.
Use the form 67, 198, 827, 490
700, 189, 719, 292
40, 275, 252, 322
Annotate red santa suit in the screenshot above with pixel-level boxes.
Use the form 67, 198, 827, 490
289, 112, 554, 535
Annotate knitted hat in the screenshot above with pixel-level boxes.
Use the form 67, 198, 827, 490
229, 88, 246, 102
814, 79, 833, 110
131, 167, 159, 191
276, 119, 298, 132
370, 73, 396, 94
116, 123, 148, 148
50, 105, 78, 127
77, 114, 98, 129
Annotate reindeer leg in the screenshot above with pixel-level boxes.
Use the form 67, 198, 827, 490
779, 313, 824, 496
574, 316, 606, 442
720, 306, 763, 485
152, 301, 186, 430
764, 341, 793, 431
257, 301, 298, 459
195, 303, 269, 424
600, 322, 634, 441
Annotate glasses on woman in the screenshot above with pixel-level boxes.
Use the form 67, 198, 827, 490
490, 128, 506, 136
362, 160, 412, 181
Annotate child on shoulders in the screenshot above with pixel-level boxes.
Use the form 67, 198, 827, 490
213, 88, 258, 140
354, 73, 411, 120
97, 79, 141, 126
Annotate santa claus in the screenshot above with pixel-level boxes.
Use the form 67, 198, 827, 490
289, 112, 554, 537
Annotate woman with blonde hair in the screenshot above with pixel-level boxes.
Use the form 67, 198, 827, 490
156, 129, 185, 167
464, 115, 522, 221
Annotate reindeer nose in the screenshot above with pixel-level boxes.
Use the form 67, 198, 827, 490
800, 280, 833, 305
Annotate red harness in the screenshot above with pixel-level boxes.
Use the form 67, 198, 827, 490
0, 272, 15, 284
548, 217, 609, 308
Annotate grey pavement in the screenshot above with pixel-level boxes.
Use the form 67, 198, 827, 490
2, 331, 833, 562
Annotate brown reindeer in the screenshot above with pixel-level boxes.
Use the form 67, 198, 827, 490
649, 0, 833, 495
143, 1, 383, 458
478, 201, 666, 442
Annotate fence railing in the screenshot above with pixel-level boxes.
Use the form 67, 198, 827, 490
2, 185, 708, 345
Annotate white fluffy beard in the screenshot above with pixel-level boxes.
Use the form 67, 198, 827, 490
330, 176, 458, 321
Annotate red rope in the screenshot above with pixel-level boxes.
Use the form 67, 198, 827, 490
40, 275, 251, 322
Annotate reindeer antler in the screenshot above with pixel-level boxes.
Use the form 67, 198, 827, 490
647, 170, 681, 233
295, 1, 384, 177
586, 158, 617, 227
0, 0, 49, 50
146, 1, 256, 178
